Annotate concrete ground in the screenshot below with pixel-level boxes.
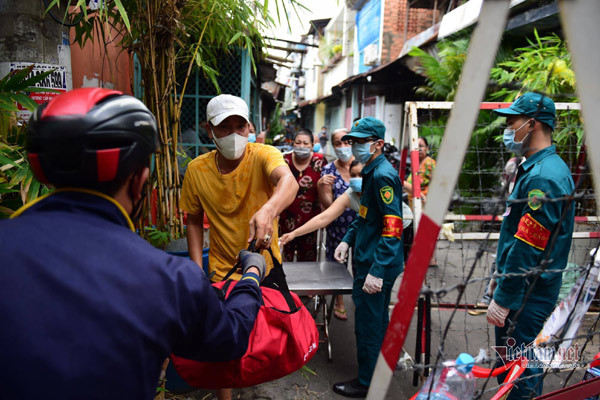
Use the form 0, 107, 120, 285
166, 238, 598, 399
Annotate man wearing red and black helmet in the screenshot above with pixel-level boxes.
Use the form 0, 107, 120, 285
0, 88, 265, 399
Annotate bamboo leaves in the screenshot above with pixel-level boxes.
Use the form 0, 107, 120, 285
228, 32, 243, 45
112, 0, 131, 31
0, 141, 49, 217
490, 30, 575, 101
408, 39, 470, 101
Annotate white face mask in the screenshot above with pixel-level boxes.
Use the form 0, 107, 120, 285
334, 146, 353, 162
293, 146, 312, 158
211, 130, 248, 160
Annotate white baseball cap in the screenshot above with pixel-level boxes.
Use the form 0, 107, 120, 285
206, 94, 249, 126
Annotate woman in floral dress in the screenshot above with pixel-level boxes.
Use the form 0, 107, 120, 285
317, 128, 356, 320
280, 129, 324, 261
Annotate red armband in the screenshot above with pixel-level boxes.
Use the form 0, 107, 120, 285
382, 215, 403, 239
514, 213, 550, 250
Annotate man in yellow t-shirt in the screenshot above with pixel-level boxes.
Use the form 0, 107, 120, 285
180, 94, 298, 282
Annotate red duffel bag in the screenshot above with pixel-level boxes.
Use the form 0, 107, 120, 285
170, 246, 319, 389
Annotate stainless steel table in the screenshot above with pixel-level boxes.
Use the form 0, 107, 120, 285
283, 261, 354, 360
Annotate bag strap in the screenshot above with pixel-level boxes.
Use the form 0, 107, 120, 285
221, 239, 298, 312
212, 279, 234, 301
221, 239, 281, 281
260, 246, 297, 312
221, 239, 258, 282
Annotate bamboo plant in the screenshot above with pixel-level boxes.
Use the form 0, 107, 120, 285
46, 0, 305, 239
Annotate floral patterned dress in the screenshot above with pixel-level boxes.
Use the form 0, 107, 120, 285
321, 161, 356, 262
280, 152, 324, 261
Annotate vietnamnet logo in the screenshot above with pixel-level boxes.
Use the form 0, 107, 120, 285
492, 337, 583, 369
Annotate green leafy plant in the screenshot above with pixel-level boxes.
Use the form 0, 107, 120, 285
408, 33, 512, 101
144, 226, 172, 249
0, 66, 57, 217
408, 38, 470, 101
490, 30, 575, 101
489, 29, 581, 156
0, 141, 52, 218
268, 102, 285, 140
299, 364, 317, 381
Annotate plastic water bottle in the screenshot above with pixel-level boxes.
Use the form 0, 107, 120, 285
415, 353, 476, 400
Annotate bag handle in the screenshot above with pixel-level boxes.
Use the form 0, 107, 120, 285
222, 239, 298, 312
258, 246, 297, 312
221, 239, 258, 282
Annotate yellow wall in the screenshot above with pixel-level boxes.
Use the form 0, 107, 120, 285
314, 102, 326, 133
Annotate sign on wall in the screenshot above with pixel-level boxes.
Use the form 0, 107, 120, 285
356, 0, 381, 73
356, 0, 381, 50
3, 62, 68, 121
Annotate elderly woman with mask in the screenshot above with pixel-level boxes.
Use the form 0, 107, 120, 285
317, 128, 356, 320
279, 129, 325, 262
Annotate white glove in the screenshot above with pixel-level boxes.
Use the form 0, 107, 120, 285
486, 299, 510, 327
334, 242, 349, 263
441, 223, 455, 242
363, 273, 383, 294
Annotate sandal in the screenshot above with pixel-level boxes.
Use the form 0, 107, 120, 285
467, 308, 487, 316
334, 308, 348, 321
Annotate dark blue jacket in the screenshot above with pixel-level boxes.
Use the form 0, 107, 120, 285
0, 189, 261, 399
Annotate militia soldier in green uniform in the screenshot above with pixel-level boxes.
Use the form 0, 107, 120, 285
332, 117, 404, 398
487, 93, 575, 399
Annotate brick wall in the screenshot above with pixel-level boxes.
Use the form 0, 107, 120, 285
381, 0, 440, 64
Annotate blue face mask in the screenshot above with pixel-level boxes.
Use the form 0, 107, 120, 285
313, 143, 321, 152
248, 133, 256, 143
503, 119, 531, 156
352, 141, 375, 163
349, 177, 362, 193
334, 146, 353, 162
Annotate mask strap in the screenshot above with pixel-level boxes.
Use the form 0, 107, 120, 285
514, 119, 531, 133
515, 119, 534, 144
518, 130, 532, 145
371, 139, 383, 153
210, 126, 223, 153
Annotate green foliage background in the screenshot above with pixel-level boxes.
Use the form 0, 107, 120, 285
408, 30, 581, 214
